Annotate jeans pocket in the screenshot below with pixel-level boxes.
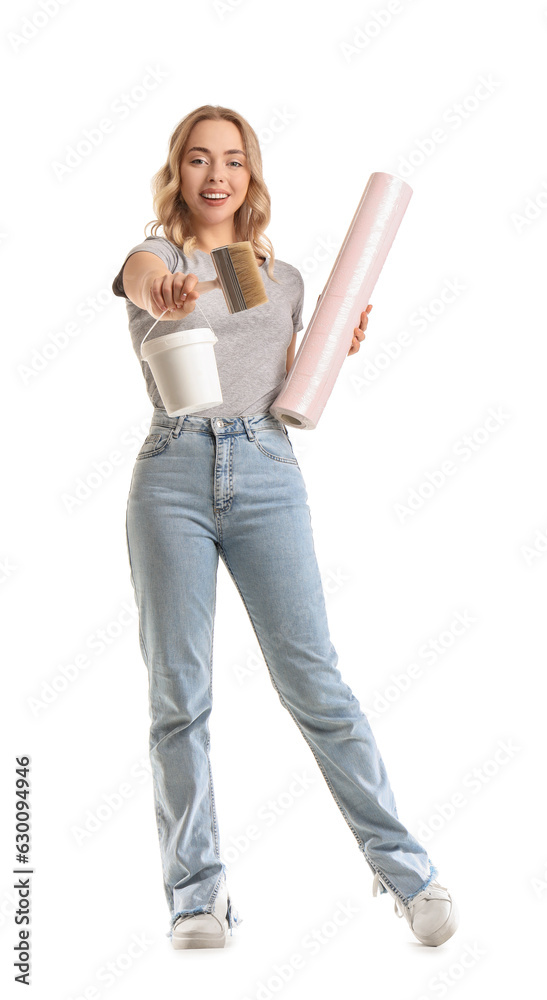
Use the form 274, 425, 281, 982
252, 426, 299, 465
136, 427, 174, 461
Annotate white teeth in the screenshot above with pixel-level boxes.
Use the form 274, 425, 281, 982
201, 193, 228, 200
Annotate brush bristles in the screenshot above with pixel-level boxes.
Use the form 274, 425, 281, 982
211, 241, 268, 313
225, 242, 268, 310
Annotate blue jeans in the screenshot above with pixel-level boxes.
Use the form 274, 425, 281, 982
125, 408, 438, 938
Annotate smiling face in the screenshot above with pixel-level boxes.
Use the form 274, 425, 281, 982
179, 118, 251, 242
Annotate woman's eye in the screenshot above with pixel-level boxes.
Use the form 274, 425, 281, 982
190, 159, 243, 167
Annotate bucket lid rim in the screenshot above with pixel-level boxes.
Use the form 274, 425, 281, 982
140, 327, 217, 358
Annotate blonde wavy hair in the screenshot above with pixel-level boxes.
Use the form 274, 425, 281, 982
145, 104, 280, 284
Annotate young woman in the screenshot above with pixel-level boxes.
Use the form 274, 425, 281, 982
112, 104, 458, 951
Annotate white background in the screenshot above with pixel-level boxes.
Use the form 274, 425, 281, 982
2, 0, 546, 997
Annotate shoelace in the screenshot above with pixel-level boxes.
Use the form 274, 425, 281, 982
372, 872, 449, 919
372, 872, 405, 917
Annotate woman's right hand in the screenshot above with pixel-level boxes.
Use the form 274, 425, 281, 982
148, 272, 200, 319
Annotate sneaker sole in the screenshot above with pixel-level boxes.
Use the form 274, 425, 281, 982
171, 918, 228, 950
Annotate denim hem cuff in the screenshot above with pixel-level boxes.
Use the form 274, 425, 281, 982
404, 861, 439, 902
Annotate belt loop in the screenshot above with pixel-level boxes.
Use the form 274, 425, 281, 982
175, 414, 186, 436
242, 416, 255, 442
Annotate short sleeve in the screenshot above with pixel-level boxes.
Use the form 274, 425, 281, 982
292, 270, 305, 334
111, 235, 179, 299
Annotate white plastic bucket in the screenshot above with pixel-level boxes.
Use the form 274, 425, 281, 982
140, 328, 223, 416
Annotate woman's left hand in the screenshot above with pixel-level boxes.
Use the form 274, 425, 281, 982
347, 303, 373, 356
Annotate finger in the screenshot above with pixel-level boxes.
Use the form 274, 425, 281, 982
160, 275, 177, 312
172, 273, 188, 308
348, 336, 359, 355
184, 273, 200, 294
150, 277, 168, 314
179, 274, 200, 310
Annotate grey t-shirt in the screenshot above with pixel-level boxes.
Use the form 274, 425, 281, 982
111, 234, 305, 417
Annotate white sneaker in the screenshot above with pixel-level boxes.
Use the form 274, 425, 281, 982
372, 872, 459, 946
171, 882, 240, 950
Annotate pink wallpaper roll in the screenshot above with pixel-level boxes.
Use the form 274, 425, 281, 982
270, 172, 413, 429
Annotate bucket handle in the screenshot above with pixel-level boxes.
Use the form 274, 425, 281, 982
140, 300, 215, 360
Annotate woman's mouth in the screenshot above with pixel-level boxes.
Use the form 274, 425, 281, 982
200, 193, 230, 205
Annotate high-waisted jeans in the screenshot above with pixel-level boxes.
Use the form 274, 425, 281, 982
125, 408, 438, 939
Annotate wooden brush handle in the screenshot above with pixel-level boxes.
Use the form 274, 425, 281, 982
194, 278, 220, 294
